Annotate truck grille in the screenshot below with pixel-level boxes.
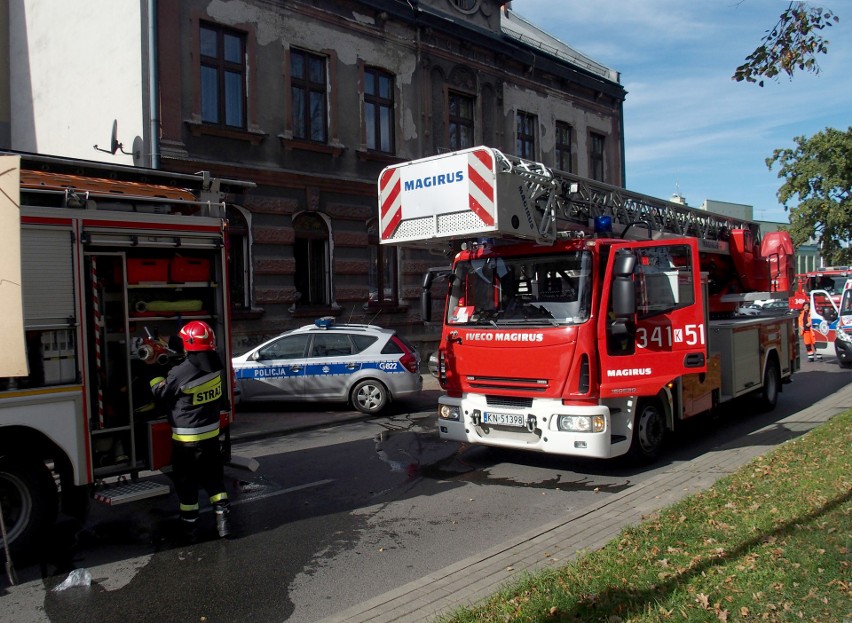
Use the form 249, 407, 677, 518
485, 395, 534, 409
468, 375, 549, 393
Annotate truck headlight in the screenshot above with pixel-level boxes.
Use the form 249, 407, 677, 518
837, 329, 852, 344
556, 414, 605, 433
438, 404, 460, 421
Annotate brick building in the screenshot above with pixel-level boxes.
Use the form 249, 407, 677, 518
3, 0, 626, 354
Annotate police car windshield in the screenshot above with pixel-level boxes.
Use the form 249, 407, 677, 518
446, 252, 592, 327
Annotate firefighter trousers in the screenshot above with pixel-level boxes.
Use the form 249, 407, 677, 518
171, 437, 229, 522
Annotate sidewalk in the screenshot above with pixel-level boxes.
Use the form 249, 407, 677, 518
308, 380, 852, 623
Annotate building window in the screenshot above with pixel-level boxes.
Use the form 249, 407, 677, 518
226, 207, 250, 310
367, 219, 398, 306
448, 0, 480, 13
516, 111, 536, 160
291, 49, 328, 143
364, 67, 394, 153
590, 132, 606, 182
449, 91, 475, 151
293, 213, 330, 305
200, 23, 246, 128
555, 122, 573, 173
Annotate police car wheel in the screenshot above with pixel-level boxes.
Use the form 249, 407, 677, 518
351, 379, 388, 414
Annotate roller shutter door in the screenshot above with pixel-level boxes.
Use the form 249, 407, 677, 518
21, 227, 75, 325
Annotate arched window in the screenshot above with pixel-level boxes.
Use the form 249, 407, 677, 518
226, 206, 250, 310
293, 212, 330, 305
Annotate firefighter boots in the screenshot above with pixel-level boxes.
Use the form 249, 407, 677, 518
215, 506, 231, 538
178, 518, 199, 545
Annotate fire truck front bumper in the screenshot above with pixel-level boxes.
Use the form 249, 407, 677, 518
436, 395, 630, 459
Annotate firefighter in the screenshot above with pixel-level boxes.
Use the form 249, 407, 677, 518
798, 301, 820, 361
150, 320, 231, 539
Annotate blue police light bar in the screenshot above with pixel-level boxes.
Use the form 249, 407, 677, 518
314, 316, 335, 329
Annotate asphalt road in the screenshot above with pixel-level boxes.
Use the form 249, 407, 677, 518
3, 355, 849, 623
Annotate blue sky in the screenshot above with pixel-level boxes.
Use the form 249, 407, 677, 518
513, 1, 852, 223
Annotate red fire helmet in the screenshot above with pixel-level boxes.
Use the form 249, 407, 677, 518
179, 320, 216, 352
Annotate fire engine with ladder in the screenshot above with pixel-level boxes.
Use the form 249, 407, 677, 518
0, 152, 255, 561
378, 146, 799, 463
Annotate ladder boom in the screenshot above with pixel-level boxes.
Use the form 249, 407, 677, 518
379, 146, 761, 255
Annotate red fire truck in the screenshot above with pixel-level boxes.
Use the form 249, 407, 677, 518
379, 146, 799, 463
0, 152, 253, 559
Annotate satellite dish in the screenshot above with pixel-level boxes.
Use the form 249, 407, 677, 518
94, 119, 131, 155
132, 136, 145, 167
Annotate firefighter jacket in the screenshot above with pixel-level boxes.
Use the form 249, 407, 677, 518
150, 351, 224, 443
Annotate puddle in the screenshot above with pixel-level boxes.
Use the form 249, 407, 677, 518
374, 429, 631, 494
374, 430, 459, 478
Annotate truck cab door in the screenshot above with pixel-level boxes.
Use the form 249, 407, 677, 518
598, 240, 707, 399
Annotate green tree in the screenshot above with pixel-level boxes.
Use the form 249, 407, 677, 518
766, 127, 852, 264
733, 3, 839, 86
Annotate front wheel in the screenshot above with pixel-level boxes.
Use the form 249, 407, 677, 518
0, 457, 59, 562
350, 379, 389, 414
628, 399, 667, 465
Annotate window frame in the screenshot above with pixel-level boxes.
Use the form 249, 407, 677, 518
199, 21, 247, 129
448, 0, 481, 14
226, 206, 251, 311
555, 121, 573, 173
290, 48, 329, 143
293, 212, 331, 307
448, 90, 475, 151
364, 66, 395, 154
590, 131, 606, 182
516, 111, 537, 160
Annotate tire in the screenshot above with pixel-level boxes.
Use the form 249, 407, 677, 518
755, 359, 780, 411
627, 399, 667, 465
350, 379, 389, 414
0, 457, 59, 562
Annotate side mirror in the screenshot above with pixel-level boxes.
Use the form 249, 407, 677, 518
420, 267, 452, 323
420, 289, 432, 322
613, 251, 636, 277
612, 251, 636, 317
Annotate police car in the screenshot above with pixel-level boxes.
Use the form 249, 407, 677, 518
232, 317, 423, 413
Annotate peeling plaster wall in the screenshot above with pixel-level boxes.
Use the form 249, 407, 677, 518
206, 1, 417, 81
502, 82, 619, 179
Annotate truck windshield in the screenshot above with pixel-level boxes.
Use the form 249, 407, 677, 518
446, 251, 592, 326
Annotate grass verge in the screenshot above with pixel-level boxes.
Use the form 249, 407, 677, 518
440, 408, 852, 623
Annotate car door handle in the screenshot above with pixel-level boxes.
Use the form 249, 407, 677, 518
345, 363, 358, 370
289, 365, 302, 373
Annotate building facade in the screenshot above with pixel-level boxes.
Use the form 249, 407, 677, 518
5, 0, 627, 354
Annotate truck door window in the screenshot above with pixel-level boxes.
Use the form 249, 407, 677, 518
634, 245, 694, 318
